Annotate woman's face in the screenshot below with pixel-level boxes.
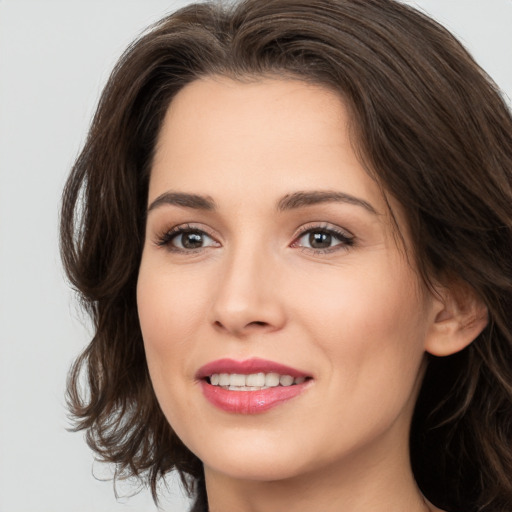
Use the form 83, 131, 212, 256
137, 77, 438, 483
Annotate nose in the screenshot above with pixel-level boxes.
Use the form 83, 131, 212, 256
209, 244, 286, 337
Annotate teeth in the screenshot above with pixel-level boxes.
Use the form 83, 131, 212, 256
227, 385, 265, 391
265, 372, 280, 387
246, 372, 265, 387
231, 374, 246, 387
208, 372, 307, 389
279, 375, 294, 386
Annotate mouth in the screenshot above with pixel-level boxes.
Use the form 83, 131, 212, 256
197, 358, 313, 414
206, 372, 307, 390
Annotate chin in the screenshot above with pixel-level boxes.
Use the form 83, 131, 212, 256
187, 427, 316, 482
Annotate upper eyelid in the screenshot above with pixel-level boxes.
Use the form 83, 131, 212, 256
294, 222, 354, 238
161, 223, 219, 238
153, 221, 355, 247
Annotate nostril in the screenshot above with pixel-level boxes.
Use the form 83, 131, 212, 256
212, 319, 269, 335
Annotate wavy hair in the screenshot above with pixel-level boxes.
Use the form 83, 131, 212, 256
60, 1, 512, 510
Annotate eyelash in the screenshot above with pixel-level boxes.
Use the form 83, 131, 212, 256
155, 224, 219, 253
291, 224, 355, 254
155, 223, 355, 255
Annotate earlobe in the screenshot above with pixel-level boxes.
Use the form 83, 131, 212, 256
425, 280, 488, 357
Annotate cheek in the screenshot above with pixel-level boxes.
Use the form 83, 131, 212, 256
136, 260, 209, 400
138, 262, 207, 346
136, 260, 212, 435
291, 259, 430, 389
285, 266, 429, 461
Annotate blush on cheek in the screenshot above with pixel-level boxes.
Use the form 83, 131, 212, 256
138, 269, 202, 338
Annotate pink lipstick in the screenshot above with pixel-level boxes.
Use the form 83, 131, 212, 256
197, 358, 312, 414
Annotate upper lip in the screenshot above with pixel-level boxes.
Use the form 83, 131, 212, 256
196, 358, 311, 379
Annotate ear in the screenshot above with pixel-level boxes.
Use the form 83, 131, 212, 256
425, 279, 488, 357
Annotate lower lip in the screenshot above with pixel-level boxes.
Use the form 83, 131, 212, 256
200, 381, 309, 414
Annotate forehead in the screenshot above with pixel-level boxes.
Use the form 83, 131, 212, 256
150, 77, 381, 204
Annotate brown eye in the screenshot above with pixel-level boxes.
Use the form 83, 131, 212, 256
168, 229, 218, 250
294, 227, 354, 252
308, 231, 332, 249
178, 231, 204, 249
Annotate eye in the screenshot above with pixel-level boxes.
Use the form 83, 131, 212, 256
157, 226, 220, 251
292, 226, 354, 252
172, 230, 215, 250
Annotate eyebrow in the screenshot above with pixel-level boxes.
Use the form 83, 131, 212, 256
277, 191, 378, 214
147, 190, 378, 215
147, 192, 216, 212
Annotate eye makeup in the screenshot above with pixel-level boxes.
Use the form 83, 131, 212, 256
154, 223, 221, 253
291, 223, 355, 255
153, 220, 356, 257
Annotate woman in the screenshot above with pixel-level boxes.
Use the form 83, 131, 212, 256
60, 0, 512, 511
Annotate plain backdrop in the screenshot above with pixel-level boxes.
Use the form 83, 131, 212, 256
0, 1, 511, 511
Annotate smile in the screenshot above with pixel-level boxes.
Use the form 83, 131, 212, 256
197, 358, 313, 414
208, 372, 307, 390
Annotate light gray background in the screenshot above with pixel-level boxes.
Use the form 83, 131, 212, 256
0, 1, 510, 511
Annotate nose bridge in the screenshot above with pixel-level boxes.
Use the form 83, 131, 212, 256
210, 235, 284, 335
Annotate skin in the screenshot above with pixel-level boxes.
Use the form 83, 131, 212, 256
136, 77, 472, 512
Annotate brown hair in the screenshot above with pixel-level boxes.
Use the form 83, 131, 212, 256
60, 1, 512, 511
